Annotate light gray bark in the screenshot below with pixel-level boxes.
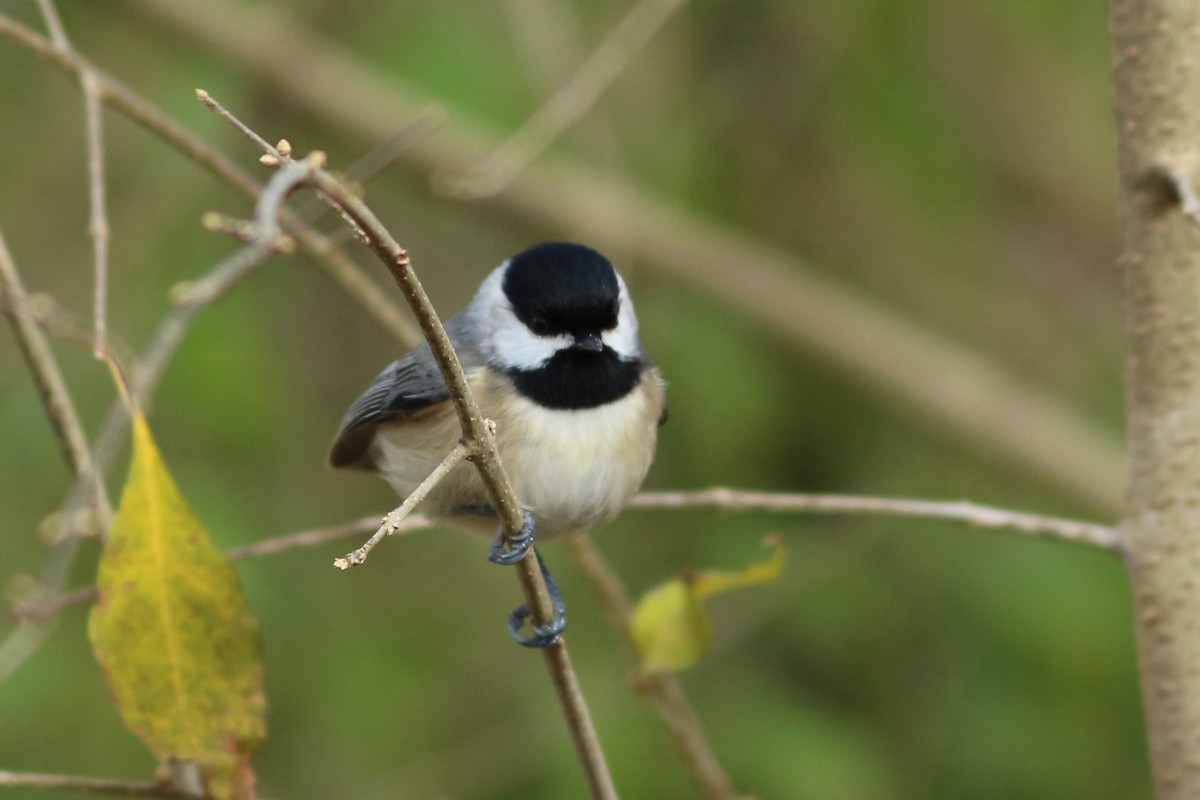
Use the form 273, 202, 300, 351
1112, 1, 1200, 796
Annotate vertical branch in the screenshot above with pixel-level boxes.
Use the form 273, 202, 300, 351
1111, 1, 1200, 797
35, 0, 111, 359
83, 75, 110, 359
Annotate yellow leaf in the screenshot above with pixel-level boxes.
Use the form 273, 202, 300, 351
631, 539, 785, 674
692, 539, 786, 599
88, 412, 266, 800
630, 578, 711, 674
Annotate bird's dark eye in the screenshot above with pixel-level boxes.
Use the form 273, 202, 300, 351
529, 315, 550, 335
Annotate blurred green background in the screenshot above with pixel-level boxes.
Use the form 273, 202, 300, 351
0, 1, 1143, 798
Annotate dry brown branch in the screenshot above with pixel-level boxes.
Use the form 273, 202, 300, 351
303, 161, 619, 800
568, 537, 743, 800
0, 770, 193, 798
630, 489, 1127, 553
126, 0, 1123, 513
191, 92, 616, 797
437, 0, 688, 198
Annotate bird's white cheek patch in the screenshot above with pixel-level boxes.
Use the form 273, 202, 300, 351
489, 317, 568, 370
602, 278, 642, 359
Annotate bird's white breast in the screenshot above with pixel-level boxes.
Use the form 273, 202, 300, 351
372, 367, 663, 538
496, 384, 659, 536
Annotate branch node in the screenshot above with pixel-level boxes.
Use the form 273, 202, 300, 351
1142, 154, 1200, 225
200, 212, 295, 252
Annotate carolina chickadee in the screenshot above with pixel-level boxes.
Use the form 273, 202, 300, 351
331, 242, 666, 643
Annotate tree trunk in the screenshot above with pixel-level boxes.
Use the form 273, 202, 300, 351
1112, 1, 1200, 797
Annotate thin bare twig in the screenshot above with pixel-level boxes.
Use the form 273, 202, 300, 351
0, 13, 419, 348
568, 537, 742, 800
35, 0, 112, 360
227, 514, 431, 561
0, 229, 110, 522
190, 87, 615, 797
34, 0, 68, 45
437, 0, 689, 199
0, 770, 193, 798
83, 73, 110, 359
630, 488, 1127, 553
195, 87, 277, 154
4, 515, 437, 628
7, 585, 96, 627
334, 443, 469, 569
132, 146, 332, 401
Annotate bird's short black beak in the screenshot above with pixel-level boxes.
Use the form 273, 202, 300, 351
573, 332, 605, 352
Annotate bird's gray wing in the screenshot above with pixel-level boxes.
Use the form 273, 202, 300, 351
329, 343, 450, 470
329, 313, 485, 470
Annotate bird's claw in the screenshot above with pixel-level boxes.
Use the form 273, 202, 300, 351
488, 509, 536, 565
507, 550, 567, 648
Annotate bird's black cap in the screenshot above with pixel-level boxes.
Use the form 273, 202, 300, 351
502, 242, 620, 336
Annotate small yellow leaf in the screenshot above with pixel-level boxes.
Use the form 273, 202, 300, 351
631, 539, 785, 674
692, 538, 786, 599
88, 412, 265, 800
630, 579, 710, 674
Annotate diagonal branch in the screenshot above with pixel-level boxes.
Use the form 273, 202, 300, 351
0, 229, 110, 523
438, 0, 689, 199
334, 443, 469, 569
196, 105, 618, 797
304, 158, 619, 800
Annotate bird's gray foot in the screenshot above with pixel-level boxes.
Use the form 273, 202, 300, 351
507, 548, 567, 648
488, 508, 535, 565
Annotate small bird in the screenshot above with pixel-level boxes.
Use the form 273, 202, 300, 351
331, 242, 666, 645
